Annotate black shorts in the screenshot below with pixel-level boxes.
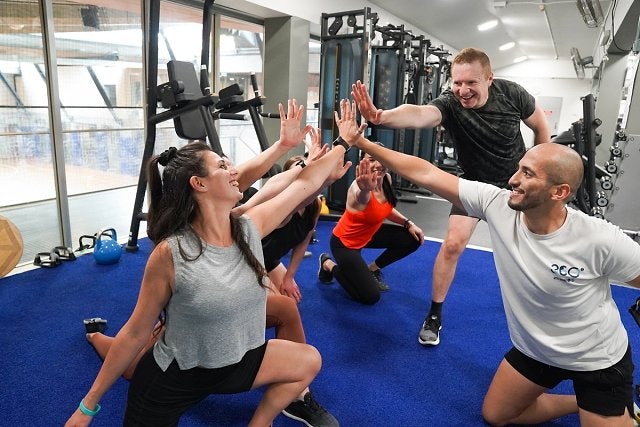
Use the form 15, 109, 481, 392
504, 345, 634, 417
125, 342, 268, 426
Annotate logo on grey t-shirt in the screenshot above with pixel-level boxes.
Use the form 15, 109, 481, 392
550, 263, 584, 282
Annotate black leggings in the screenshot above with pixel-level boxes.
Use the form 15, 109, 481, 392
330, 223, 421, 305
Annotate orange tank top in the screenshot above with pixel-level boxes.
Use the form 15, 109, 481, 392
333, 195, 393, 249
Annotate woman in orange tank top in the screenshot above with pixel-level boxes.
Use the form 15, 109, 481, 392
318, 145, 424, 304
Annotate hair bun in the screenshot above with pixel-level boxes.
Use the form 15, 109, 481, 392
159, 146, 178, 166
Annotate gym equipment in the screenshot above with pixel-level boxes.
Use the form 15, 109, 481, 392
588, 46, 640, 236
318, 8, 451, 210
600, 133, 640, 232
33, 251, 61, 268
126, 0, 279, 251
552, 93, 605, 215
33, 245, 76, 268
93, 228, 122, 265
319, 8, 376, 211
369, 27, 450, 196
0, 215, 23, 277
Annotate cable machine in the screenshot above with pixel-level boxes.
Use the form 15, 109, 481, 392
319, 8, 376, 211
318, 8, 450, 210
598, 47, 640, 237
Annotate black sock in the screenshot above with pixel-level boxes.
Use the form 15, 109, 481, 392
428, 301, 443, 319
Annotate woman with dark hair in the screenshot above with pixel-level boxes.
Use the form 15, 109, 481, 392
83, 127, 340, 427
317, 143, 425, 305
66, 99, 358, 427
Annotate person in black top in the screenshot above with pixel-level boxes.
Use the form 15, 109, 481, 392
352, 47, 551, 346
260, 155, 322, 303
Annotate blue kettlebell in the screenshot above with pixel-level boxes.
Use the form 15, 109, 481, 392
93, 228, 122, 265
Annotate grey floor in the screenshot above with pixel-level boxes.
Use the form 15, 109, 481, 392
391, 190, 492, 250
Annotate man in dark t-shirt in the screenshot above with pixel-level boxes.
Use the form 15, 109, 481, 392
352, 47, 550, 346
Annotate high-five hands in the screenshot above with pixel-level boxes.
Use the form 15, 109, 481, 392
278, 99, 313, 149
351, 81, 383, 125
355, 158, 378, 193
335, 99, 368, 146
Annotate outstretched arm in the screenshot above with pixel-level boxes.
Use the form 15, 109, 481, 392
65, 244, 173, 426
352, 80, 442, 129
232, 127, 328, 217
236, 99, 311, 191
338, 99, 462, 209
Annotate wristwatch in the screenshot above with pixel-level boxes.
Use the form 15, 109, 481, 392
332, 136, 351, 152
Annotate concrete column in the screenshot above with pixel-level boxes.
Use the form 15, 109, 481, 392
263, 16, 310, 156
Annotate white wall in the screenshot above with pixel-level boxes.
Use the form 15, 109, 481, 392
218, 0, 453, 49
496, 59, 593, 146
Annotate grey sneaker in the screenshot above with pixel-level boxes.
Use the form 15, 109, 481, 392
418, 315, 441, 346
371, 269, 389, 292
282, 391, 339, 427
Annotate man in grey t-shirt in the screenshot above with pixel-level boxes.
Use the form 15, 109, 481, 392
353, 48, 551, 346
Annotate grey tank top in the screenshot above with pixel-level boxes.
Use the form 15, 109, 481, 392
153, 215, 267, 371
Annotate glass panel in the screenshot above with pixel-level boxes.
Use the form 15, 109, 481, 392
51, 0, 145, 249
218, 17, 265, 166
0, 0, 59, 267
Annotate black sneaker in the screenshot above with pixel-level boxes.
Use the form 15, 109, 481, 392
84, 317, 107, 334
317, 253, 334, 284
371, 269, 389, 292
282, 391, 339, 427
418, 315, 441, 346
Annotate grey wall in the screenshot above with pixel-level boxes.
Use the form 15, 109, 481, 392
263, 16, 310, 158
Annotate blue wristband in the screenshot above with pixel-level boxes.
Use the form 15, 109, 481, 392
79, 399, 101, 416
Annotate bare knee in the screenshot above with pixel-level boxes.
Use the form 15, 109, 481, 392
302, 344, 322, 379
439, 238, 466, 260
481, 404, 509, 427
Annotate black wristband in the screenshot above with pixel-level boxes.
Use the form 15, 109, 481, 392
332, 136, 351, 152
295, 159, 306, 168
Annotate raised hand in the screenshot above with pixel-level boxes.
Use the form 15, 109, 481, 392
304, 127, 329, 163
278, 99, 313, 149
334, 99, 367, 145
355, 157, 377, 192
351, 80, 383, 125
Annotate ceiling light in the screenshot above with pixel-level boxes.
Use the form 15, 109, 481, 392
513, 56, 528, 63
477, 20, 498, 31
499, 42, 516, 51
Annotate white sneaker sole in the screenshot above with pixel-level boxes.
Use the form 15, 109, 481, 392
281, 410, 314, 427
418, 325, 442, 346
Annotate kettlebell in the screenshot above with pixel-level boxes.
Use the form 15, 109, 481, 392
93, 228, 122, 265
